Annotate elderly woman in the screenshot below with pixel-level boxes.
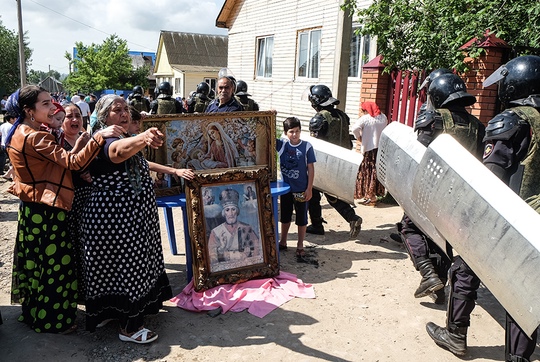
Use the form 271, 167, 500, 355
350, 101, 388, 206
81, 95, 171, 344
6, 86, 123, 334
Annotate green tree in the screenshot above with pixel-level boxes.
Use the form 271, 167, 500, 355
0, 20, 32, 94
344, 0, 540, 72
64, 34, 149, 93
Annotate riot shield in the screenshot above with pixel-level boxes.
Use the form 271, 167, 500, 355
414, 134, 540, 337
376, 122, 447, 249
303, 134, 363, 205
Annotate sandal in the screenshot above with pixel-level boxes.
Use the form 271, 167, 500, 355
296, 249, 307, 263
296, 248, 319, 266
279, 243, 288, 251
119, 328, 158, 344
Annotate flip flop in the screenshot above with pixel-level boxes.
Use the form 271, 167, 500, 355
119, 328, 158, 344
279, 244, 288, 251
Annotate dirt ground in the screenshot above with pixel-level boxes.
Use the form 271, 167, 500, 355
0, 179, 539, 362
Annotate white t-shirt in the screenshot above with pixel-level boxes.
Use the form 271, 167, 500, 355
76, 100, 91, 118
350, 113, 388, 154
0, 121, 14, 147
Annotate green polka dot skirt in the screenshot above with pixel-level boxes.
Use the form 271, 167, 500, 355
11, 202, 78, 333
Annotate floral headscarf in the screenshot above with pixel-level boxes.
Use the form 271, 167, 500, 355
90, 94, 122, 133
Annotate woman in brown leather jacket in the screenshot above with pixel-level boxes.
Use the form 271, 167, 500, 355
5, 86, 124, 334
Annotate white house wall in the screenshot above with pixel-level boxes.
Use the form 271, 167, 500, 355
184, 72, 219, 99
225, 0, 374, 132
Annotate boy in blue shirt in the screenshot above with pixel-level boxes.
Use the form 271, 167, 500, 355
276, 117, 316, 262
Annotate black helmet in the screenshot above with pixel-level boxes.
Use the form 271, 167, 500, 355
196, 82, 210, 96
484, 55, 540, 107
158, 81, 172, 95
308, 84, 339, 108
133, 85, 143, 95
419, 68, 453, 90
427, 73, 476, 108
236, 80, 250, 96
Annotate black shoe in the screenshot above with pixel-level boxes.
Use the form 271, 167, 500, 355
426, 322, 467, 356
414, 259, 444, 298
306, 224, 324, 235
389, 233, 403, 243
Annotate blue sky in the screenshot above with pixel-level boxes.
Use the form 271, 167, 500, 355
1, 0, 228, 74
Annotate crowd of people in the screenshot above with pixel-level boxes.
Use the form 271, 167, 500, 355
1, 55, 539, 361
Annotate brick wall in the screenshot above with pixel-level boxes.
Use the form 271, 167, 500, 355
359, 55, 389, 117
355, 56, 390, 152
461, 48, 509, 125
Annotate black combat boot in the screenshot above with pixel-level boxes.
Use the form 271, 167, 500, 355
414, 258, 444, 298
426, 322, 467, 356
306, 218, 326, 235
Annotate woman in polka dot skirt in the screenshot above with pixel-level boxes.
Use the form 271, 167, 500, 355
81, 95, 173, 344
4, 86, 124, 334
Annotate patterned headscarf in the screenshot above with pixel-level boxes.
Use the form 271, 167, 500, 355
4, 89, 22, 146
90, 94, 121, 133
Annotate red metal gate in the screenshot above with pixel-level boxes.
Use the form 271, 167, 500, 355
385, 69, 427, 127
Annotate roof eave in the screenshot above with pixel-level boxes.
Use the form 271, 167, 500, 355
216, 0, 237, 28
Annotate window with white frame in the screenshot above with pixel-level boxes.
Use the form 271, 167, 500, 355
349, 26, 371, 78
256, 36, 274, 78
175, 78, 181, 95
297, 29, 321, 78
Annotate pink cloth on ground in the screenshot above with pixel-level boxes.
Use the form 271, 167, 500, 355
170, 271, 316, 318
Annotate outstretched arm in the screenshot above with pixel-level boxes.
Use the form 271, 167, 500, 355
148, 161, 195, 181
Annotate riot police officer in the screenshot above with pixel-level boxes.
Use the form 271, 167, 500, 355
186, 82, 211, 113
398, 73, 485, 306
306, 84, 363, 238
235, 80, 259, 111
427, 55, 540, 361
130, 85, 150, 113
150, 81, 185, 115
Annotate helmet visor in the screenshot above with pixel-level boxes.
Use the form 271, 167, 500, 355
419, 76, 431, 90
301, 86, 312, 101
483, 64, 508, 88
320, 97, 339, 107
425, 94, 436, 113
